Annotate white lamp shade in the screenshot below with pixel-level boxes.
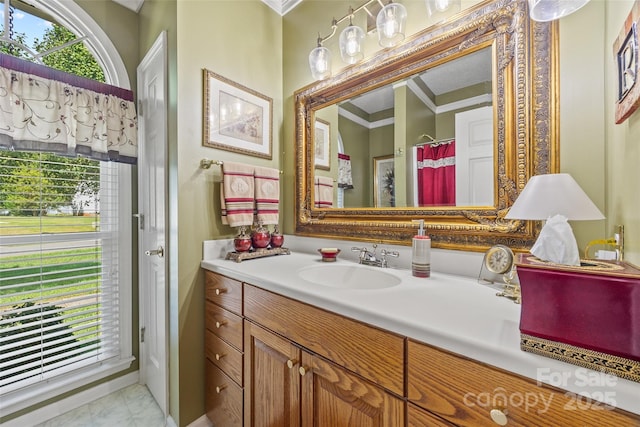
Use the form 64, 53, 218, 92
339, 25, 365, 64
309, 46, 332, 81
528, 0, 590, 22
504, 173, 604, 221
376, 2, 407, 48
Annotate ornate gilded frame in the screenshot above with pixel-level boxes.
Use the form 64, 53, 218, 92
294, 0, 559, 252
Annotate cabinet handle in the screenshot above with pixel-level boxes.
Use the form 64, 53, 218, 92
215, 320, 227, 329
286, 359, 298, 369
215, 353, 225, 361
215, 288, 226, 295
299, 366, 310, 376
215, 384, 227, 394
489, 408, 508, 426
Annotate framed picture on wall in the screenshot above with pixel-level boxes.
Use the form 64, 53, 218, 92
314, 118, 331, 170
374, 154, 395, 208
203, 69, 273, 159
614, 2, 640, 124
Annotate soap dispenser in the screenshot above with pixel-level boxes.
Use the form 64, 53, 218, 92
411, 219, 431, 278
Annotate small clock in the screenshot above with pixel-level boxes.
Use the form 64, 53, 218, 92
478, 244, 516, 286
485, 244, 515, 274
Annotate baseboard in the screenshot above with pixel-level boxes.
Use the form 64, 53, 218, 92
186, 414, 213, 427
2, 371, 139, 427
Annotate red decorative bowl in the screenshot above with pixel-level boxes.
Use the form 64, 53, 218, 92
318, 248, 341, 262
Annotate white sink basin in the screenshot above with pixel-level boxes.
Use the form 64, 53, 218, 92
297, 264, 402, 290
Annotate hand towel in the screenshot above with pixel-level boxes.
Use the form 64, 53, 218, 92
220, 161, 255, 227
314, 176, 334, 208
254, 166, 280, 225
338, 153, 354, 189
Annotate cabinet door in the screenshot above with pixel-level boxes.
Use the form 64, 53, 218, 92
300, 352, 404, 427
244, 320, 301, 427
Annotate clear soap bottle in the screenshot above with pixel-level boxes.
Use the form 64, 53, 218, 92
411, 219, 431, 278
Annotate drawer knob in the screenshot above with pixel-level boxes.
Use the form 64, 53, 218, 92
215, 384, 227, 394
489, 408, 508, 426
215, 353, 225, 361
299, 366, 310, 376
215, 288, 227, 295
215, 320, 227, 329
286, 359, 298, 369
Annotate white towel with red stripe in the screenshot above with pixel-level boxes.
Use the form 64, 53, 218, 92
220, 161, 255, 227
314, 176, 334, 208
254, 166, 280, 225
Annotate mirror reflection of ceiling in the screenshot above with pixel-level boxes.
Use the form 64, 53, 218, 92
340, 48, 492, 124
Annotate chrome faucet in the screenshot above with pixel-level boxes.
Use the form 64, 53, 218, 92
351, 244, 399, 268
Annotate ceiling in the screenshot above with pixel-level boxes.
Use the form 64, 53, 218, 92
346, 47, 493, 115
112, 0, 302, 15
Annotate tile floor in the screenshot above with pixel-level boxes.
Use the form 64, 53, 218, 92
33, 384, 165, 427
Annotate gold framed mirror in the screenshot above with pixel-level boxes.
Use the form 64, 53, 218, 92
294, 0, 558, 252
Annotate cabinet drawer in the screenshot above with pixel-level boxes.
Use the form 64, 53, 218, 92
205, 271, 243, 315
244, 284, 405, 396
407, 339, 640, 427
205, 329, 243, 386
206, 302, 243, 350
408, 403, 456, 427
206, 360, 243, 427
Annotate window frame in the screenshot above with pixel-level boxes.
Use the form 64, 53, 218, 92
0, 0, 134, 416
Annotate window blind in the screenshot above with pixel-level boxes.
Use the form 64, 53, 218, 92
0, 151, 121, 393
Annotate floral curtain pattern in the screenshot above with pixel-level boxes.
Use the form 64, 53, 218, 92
0, 54, 137, 164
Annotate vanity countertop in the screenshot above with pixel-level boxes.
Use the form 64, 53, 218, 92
201, 245, 640, 416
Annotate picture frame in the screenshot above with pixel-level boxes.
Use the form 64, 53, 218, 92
203, 69, 273, 159
614, 1, 640, 124
314, 118, 331, 170
373, 154, 395, 208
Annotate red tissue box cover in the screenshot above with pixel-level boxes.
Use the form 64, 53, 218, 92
516, 254, 640, 362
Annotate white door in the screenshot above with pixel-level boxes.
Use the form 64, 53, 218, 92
137, 31, 168, 416
455, 106, 494, 206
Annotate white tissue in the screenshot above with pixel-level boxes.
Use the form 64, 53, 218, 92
530, 214, 580, 266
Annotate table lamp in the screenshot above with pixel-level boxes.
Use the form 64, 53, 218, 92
504, 173, 604, 266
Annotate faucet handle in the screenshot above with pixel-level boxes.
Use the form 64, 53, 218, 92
380, 249, 399, 258
351, 246, 367, 253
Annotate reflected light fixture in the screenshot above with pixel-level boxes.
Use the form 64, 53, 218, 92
528, 0, 591, 22
308, 0, 407, 81
504, 173, 604, 266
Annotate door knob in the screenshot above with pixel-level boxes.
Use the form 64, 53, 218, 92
145, 246, 164, 258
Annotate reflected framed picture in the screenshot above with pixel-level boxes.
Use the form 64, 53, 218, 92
203, 69, 273, 159
374, 154, 395, 208
314, 119, 330, 170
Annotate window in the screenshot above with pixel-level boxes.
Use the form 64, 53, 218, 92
0, 1, 133, 415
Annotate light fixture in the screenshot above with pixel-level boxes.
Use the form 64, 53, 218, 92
339, 11, 365, 64
309, 39, 332, 81
528, 0, 591, 22
376, 1, 407, 48
504, 173, 604, 266
425, 0, 461, 23
308, 0, 408, 81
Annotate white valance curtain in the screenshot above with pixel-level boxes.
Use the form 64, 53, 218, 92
0, 53, 137, 164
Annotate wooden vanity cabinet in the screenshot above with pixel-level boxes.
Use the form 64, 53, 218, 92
204, 271, 244, 427
243, 283, 405, 427
407, 339, 640, 427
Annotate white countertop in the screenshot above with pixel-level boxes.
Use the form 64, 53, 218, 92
201, 236, 640, 416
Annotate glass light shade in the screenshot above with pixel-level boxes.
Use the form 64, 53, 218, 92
376, 2, 407, 48
426, 0, 461, 22
528, 0, 590, 22
339, 25, 365, 64
309, 45, 332, 81
504, 173, 604, 221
